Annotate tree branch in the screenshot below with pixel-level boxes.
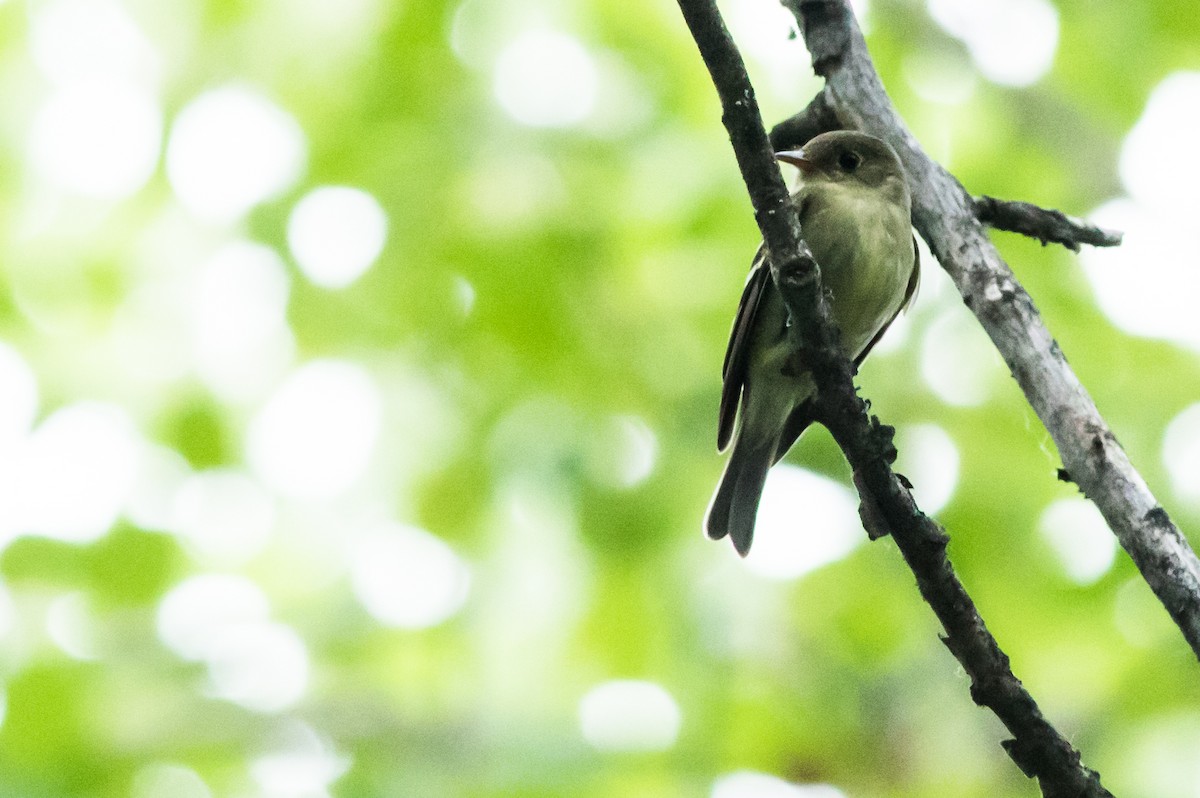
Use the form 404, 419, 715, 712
767, 91, 841, 154
974, 196, 1124, 251
780, 0, 1200, 663
675, 0, 1112, 794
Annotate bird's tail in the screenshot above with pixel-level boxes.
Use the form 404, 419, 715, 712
705, 437, 773, 557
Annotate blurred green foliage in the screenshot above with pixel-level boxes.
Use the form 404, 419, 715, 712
0, 0, 1198, 796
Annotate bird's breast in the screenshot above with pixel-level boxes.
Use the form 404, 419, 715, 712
800, 186, 913, 357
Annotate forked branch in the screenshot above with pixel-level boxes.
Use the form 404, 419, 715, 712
781, 0, 1200, 660
676, 0, 1116, 794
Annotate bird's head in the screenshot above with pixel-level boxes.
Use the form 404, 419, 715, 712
775, 130, 907, 192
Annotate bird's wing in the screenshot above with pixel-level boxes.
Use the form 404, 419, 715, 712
717, 247, 770, 452
852, 234, 921, 368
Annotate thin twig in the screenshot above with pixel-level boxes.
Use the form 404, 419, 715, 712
974, 195, 1124, 251
675, 0, 1113, 794
782, 0, 1200, 661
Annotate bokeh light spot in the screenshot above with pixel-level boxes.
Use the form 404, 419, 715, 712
166, 85, 306, 222
454, 275, 477, 317
903, 51, 978, 105
158, 574, 306, 712
190, 241, 294, 402
1038, 498, 1116, 585
920, 307, 1001, 406
30, 0, 158, 85
587, 415, 658, 489
350, 523, 471, 629
0, 342, 39, 447
494, 31, 597, 127
288, 186, 388, 288
1083, 73, 1200, 350
1122, 713, 1200, 798
204, 621, 309, 713
251, 722, 350, 796
1081, 199, 1200, 349
132, 764, 213, 798
157, 573, 271, 661
895, 424, 959, 514
725, 0, 810, 85
478, 480, 590, 667
125, 443, 192, 533
1163, 403, 1200, 505
579, 680, 681, 752
712, 771, 847, 798
29, 80, 162, 199
246, 360, 382, 501
170, 470, 276, 566
12, 402, 140, 544
1119, 72, 1200, 210
46, 592, 98, 660
927, 0, 1058, 86
461, 152, 568, 232
268, 0, 381, 61
0, 583, 17, 641
743, 465, 861, 580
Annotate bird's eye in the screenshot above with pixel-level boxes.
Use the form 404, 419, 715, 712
838, 151, 862, 171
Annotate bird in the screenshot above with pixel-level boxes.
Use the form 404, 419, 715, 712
705, 130, 919, 556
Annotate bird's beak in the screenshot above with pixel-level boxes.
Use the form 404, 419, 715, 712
775, 149, 814, 174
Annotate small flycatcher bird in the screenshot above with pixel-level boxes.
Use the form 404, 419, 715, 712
706, 130, 919, 556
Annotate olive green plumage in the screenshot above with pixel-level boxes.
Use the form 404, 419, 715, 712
706, 131, 920, 556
